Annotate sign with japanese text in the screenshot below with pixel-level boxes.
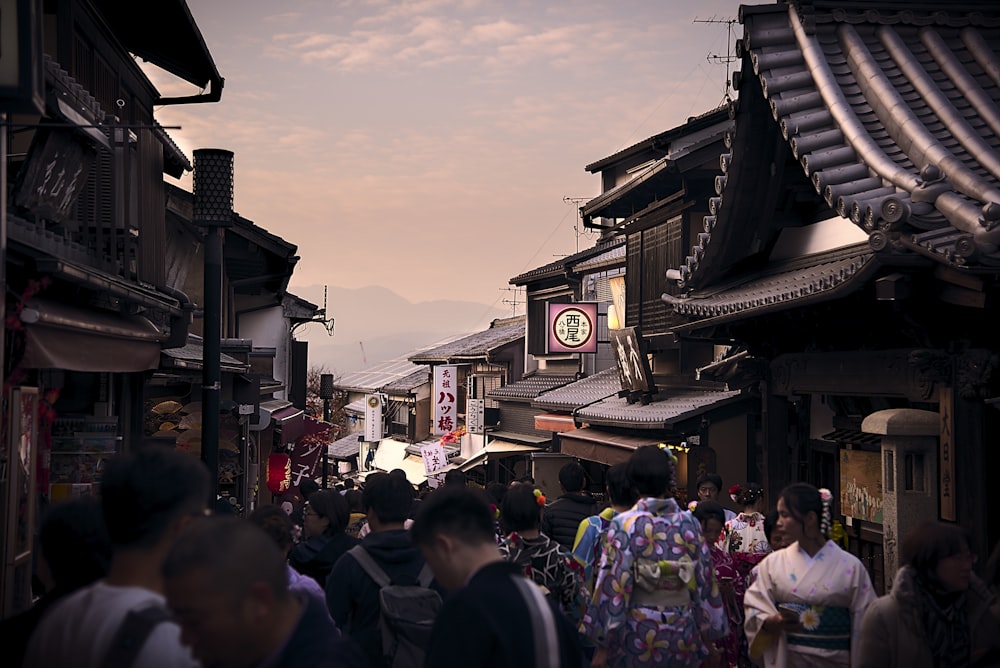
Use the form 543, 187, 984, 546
547, 302, 598, 353
433, 366, 458, 435
467, 398, 485, 435
364, 394, 384, 442
420, 442, 448, 476
611, 327, 655, 394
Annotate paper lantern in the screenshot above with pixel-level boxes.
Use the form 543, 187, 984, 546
267, 453, 291, 494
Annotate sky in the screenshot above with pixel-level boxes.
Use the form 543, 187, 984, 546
151, 0, 749, 311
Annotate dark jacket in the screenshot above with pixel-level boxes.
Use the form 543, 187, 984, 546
325, 529, 440, 668
540, 492, 598, 551
289, 530, 359, 589
271, 591, 366, 668
424, 561, 584, 668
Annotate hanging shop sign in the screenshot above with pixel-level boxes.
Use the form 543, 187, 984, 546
433, 366, 457, 435
364, 394, 384, 442
266, 453, 291, 494
547, 302, 598, 354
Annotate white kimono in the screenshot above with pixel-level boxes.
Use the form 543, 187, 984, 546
744, 540, 876, 667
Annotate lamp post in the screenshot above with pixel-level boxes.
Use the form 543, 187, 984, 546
320, 373, 335, 489
193, 149, 234, 505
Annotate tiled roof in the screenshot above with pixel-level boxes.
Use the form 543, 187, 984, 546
162, 336, 248, 372
487, 374, 577, 401
531, 368, 622, 411
675, 0, 1000, 291
509, 240, 624, 286
408, 317, 525, 363
334, 357, 429, 394
575, 388, 745, 430
327, 432, 362, 459
381, 369, 431, 393
572, 245, 627, 273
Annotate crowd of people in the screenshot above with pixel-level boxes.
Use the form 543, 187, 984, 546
5, 443, 1000, 667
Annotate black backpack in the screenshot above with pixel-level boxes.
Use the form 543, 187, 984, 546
349, 545, 442, 668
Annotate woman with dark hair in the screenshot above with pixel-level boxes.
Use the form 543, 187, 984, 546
288, 489, 358, 587
744, 482, 876, 667
722, 483, 771, 556
498, 483, 583, 621
694, 500, 746, 668
582, 445, 726, 668
858, 521, 1000, 667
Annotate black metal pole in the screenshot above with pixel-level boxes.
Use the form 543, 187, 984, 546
323, 397, 331, 488
202, 225, 223, 504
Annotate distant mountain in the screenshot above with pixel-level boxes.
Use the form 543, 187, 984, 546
288, 284, 512, 375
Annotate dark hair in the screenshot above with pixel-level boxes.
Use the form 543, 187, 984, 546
344, 489, 364, 514
248, 504, 295, 553
628, 445, 676, 497
606, 462, 638, 508
500, 483, 543, 533
307, 489, 350, 534
902, 521, 973, 585
696, 473, 723, 493
164, 517, 288, 599
343, 478, 355, 490
298, 479, 320, 500
693, 499, 727, 527
733, 482, 764, 508
100, 446, 211, 548
779, 482, 823, 534
363, 472, 415, 524
39, 497, 111, 591
764, 509, 779, 544
485, 482, 507, 506
513, 475, 535, 486
411, 487, 496, 547
444, 469, 467, 487
558, 461, 586, 493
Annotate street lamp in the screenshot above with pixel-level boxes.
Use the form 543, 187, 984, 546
320, 373, 335, 489
193, 149, 234, 505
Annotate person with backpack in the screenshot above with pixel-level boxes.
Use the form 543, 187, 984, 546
411, 485, 585, 667
325, 471, 442, 668
23, 446, 209, 668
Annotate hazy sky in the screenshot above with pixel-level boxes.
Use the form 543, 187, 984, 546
152, 0, 749, 310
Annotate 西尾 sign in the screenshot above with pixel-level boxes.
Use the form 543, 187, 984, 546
364, 394, 384, 442
433, 366, 458, 435
467, 398, 485, 435
547, 302, 598, 354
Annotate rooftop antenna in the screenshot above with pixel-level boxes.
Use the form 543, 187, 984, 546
499, 287, 524, 317
563, 196, 589, 253
694, 15, 739, 106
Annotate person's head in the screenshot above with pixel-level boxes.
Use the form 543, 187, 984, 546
696, 473, 724, 502
343, 478, 355, 491
558, 461, 587, 493
485, 482, 507, 506
776, 483, 825, 544
510, 475, 534, 487
411, 487, 498, 591
500, 483, 545, 534
303, 489, 350, 538
298, 478, 320, 501
605, 462, 638, 510
763, 509, 787, 550
247, 505, 295, 556
444, 469, 468, 488
628, 445, 676, 498
344, 488, 364, 514
38, 496, 112, 592
362, 471, 415, 528
164, 517, 293, 668
902, 521, 976, 594
693, 500, 727, 545
100, 446, 211, 551
731, 482, 765, 510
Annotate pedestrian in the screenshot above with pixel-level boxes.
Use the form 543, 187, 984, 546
743, 482, 876, 667
24, 445, 210, 668
248, 504, 328, 609
694, 499, 747, 668
411, 486, 585, 667
762, 509, 787, 551
858, 521, 1000, 667
540, 461, 598, 551
696, 472, 738, 522
325, 471, 438, 668
571, 462, 637, 591
163, 516, 365, 668
289, 489, 358, 588
444, 468, 468, 488
485, 481, 508, 544
581, 445, 727, 668
344, 488, 367, 538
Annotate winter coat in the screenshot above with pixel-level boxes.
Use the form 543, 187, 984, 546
289, 530, 358, 589
859, 566, 1000, 668
540, 492, 598, 551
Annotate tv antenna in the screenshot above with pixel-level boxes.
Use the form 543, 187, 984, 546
563, 196, 590, 253
499, 287, 524, 317
694, 16, 739, 106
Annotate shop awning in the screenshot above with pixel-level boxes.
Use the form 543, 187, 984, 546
558, 428, 663, 466
452, 439, 544, 472
251, 399, 305, 443
19, 298, 165, 372
533, 413, 578, 433
372, 438, 428, 486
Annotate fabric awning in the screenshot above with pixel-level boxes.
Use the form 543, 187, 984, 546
558, 428, 662, 466
372, 439, 428, 486
251, 399, 304, 443
533, 413, 578, 433
448, 440, 544, 472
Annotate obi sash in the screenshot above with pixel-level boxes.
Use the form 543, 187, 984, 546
780, 602, 851, 651
631, 555, 694, 608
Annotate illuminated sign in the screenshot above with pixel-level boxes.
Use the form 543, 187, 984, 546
547, 302, 597, 354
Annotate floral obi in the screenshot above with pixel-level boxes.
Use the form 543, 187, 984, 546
631, 555, 695, 609
780, 603, 851, 651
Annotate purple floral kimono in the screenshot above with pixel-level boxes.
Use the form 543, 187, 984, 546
581, 497, 727, 667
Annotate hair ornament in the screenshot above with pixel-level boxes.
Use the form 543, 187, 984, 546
657, 443, 679, 466
687, 500, 698, 513
818, 487, 833, 537
489, 503, 500, 521
729, 484, 742, 504
533, 489, 546, 506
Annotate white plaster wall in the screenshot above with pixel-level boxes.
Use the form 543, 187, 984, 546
239, 306, 291, 400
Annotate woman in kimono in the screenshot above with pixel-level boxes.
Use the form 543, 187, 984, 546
744, 483, 876, 667
583, 445, 727, 667
694, 500, 745, 667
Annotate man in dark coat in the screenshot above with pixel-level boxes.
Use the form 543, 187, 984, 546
412, 486, 584, 668
325, 472, 439, 667
540, 461, 598, 550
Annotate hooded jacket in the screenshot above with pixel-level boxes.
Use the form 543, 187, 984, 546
324, 528, 440, 668
540, 492, 598, 551
858, 566, 1000, 668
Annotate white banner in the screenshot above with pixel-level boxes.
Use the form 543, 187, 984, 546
467, 398, 485, 435
364, 394, 383, 442
433, 366, 458, 435
420, 442, 448, 475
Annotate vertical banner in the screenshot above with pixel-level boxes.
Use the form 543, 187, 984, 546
364, 394, 383, 442
467, 398, 485, 435
433, 366, 457, 436
939, 386, 955, 521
